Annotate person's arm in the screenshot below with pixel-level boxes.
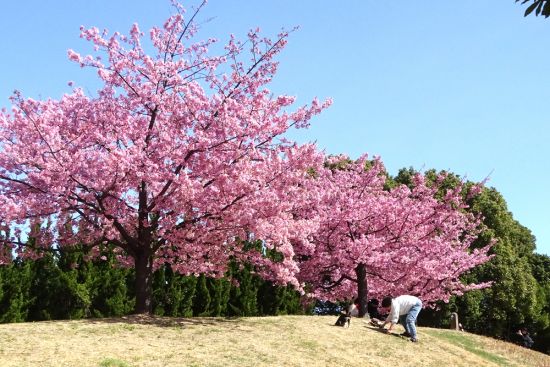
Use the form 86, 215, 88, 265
379, 302, 399, 332
379, 320, 395, 333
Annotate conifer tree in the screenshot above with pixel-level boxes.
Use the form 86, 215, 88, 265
193, 275, 211, 316
0, 260, 32, 322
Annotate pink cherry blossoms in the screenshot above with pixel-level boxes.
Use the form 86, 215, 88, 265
295, 156, 492, 315
0, 1, 491, 314
0, 1, 330, 313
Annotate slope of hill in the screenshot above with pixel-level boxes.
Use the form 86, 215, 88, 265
0, 315, 547, 367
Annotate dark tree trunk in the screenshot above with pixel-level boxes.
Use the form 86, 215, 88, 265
355, 263, 369, 317
134, 250, 154, 314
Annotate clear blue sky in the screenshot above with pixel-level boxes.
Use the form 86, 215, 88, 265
1, 1, 549, 255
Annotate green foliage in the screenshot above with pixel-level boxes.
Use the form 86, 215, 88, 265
89, 263, 134, 318
0, 239, 304, 323
392, 167, 469, 201
258, 282, 303, 315
227, 263, 260, 316
152, 265, 168, 316
151, 265, 199, 317
454, 290, 485, 332
176, 276, 198, 317
207, 277, 231, 316
324, 155, 353, 171
528, 254, 550, 353
77, 248, 134, 318
0, 260, 32, 322
193, 275, 212, 316
464, 188, 540, 336
388, 166, 416, 189
26, 254, 88, 321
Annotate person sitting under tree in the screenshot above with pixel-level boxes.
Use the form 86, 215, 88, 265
516, 327, 534, 348
378, 295, 422, 342
348, 298, 360, 317
368, 298, 389, 320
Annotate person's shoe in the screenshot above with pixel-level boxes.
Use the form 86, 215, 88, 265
409, 337, 418, 343
400, 331, 411, 337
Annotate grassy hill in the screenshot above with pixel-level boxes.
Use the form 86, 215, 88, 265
0, 315, 548, 367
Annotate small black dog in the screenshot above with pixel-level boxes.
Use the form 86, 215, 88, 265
334, 312, 351, 327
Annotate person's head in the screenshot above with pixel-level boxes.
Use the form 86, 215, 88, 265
368, 299, 379, 306
381, 297, 392, 308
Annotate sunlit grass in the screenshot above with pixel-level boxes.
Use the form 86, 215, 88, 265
0, 315, 547, 367
99, 358, 131, 367
423, 329, 510, 366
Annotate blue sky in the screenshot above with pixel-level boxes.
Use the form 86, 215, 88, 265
1, 1, 549, 255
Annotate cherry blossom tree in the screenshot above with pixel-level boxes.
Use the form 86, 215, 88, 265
0, 1, 330, 313
297, 156, 493, 316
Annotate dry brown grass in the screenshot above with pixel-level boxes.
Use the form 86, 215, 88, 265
0, 315, 548, 367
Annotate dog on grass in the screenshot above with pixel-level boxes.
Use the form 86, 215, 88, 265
334, 312, 351, 327
369, 318, 383, 327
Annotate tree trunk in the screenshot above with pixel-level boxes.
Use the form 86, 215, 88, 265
134, 251, 154, 314
355, 263, 368, 317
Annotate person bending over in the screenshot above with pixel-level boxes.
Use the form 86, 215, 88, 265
379, 295, 422, 342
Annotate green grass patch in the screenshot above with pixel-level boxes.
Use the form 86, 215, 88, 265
298, 339, 319, 351
99, 358, 131, 367
424, 329, 511, 366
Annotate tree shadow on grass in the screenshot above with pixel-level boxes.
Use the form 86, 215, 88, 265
364, 325, 406, 339
82, 314, 245, 328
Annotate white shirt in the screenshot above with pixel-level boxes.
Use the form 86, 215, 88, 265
347, 303, 359, 317
385, 295, 421, 324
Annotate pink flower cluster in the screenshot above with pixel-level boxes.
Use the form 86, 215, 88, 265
295, 156, 493, 304
0, 1, 492, 307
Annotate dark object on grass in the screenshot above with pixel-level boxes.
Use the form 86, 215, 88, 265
369, 318, 383, 327
515, 327, 534, 348
334, 312, 351, 327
